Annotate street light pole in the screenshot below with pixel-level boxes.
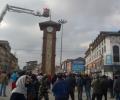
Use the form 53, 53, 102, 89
58, 19, 67, 69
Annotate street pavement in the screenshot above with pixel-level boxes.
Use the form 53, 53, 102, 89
0, 86, 115, 100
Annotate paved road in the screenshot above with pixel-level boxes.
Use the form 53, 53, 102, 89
0, 86, 115, 100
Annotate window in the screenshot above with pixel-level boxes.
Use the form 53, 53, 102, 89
104, 46, 106, 52
102, 48, 104, 54
104, 39, 105, 43
113, 45, 119, 62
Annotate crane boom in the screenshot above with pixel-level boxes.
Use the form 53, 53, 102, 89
0, 4, 50, 23
0, 5, 8, 23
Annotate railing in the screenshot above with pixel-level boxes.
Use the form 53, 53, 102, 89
113, 62, 120, 65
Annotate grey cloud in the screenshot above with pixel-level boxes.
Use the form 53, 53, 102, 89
0, 0, 120, 67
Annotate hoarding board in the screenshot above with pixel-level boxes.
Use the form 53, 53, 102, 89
72, 61, 85, 73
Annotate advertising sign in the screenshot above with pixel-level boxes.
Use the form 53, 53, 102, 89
72, 61, 85, 73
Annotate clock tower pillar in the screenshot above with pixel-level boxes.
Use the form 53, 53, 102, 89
39, 21, 61, 76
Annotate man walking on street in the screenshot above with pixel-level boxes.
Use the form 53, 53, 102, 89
113, 75, 120, 100
108, 77, 114, 98
52, 73, 69, 100
101, 75, 108, 100
66, 73, 76, 100
76, 74, 84, 100
38, 74, 49, 100
0, 71, 8, 97
84, 74, 92, 100
91, 76, 102, 100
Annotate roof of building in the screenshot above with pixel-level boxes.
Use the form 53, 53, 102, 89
0, 40, 11, 51
63, 57, 85, 63
85, 30, 120, 57
74, 57, 85, 61
101, 31, 120, 36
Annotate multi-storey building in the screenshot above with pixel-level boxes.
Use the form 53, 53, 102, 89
0, 40, 18, 73
62, 57, 85, 73
62, 59, 72, 73
9, 53, 18, 71
24, 61, 38, 70
85, 31, 120, 77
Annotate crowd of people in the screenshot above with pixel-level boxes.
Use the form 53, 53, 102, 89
0, 70, 120, 100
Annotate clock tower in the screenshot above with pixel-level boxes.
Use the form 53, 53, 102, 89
39, 21, 61, 76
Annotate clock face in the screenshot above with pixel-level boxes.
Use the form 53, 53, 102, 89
47, 26, 53, 32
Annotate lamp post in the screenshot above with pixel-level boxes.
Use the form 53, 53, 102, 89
58, 19, 67, 69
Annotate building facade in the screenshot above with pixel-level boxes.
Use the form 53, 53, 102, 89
62, 57, 85, 73
9, 53, 18, 72
62, 59, 72, 73
0, 40, 18, 73
85, 31, 120, 77
24, 61, 38, 71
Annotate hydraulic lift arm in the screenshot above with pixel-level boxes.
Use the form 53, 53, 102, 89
0, 4, 50, 23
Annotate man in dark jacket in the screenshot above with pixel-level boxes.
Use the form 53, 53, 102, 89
101, 75, 108, 100
65, 73, 76, 100
76, 74, 84, 100
113, 75, 120, 100
91, 76, 102, 100
84, 74, 92, 100
51, 74, 57, 85
52, 73, 69, 100
108, 77, 114, 98
38, 75, 49, 100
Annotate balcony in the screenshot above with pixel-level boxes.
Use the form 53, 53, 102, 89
113, 62, 120, 65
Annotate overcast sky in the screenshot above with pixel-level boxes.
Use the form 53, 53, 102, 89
0, 0, 120, 68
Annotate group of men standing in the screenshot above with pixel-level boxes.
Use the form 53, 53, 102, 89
52, 73, 120, 100
52, 73, 93, 100
1, 70, 120, 100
